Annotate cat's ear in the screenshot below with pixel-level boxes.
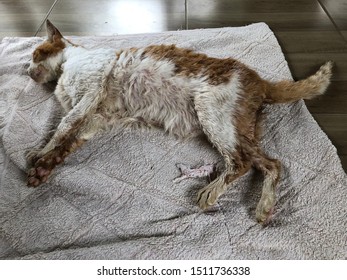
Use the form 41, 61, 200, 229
46, 19, 63, 42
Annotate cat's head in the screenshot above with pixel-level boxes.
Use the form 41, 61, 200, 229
27, 20, 68, 83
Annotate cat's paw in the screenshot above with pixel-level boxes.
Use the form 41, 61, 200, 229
27, 165, 51, 187
27, 151, 63, 187
255, 198, 275, 226
197, 182, 223, 210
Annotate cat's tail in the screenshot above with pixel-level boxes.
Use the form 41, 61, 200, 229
264, 61, 333, 104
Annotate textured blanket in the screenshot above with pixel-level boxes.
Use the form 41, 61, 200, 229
0, 23, 346, 260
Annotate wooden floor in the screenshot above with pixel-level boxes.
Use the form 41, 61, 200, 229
1, 0, 346, 171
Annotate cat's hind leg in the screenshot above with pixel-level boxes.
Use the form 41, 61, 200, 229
197, 159, 251, 210
251, 148, 281, 225
194, 88, 252, 209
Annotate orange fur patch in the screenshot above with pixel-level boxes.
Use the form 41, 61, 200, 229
33, 39, 66, 63
143, 44, 239, 85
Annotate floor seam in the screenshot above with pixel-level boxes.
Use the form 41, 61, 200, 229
317, 0, 347, 45
185, 0, 188, 30
34, 0, 60, 36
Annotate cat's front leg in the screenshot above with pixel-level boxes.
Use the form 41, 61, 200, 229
27, 113, 104, 187
27, 74, 109, 187
27, 118, 86, 187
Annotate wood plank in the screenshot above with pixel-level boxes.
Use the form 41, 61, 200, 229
189, 0, 325, 13
305, 81, 347, 114
187, 0, 335, 31
312, 114, 347, 155
47, 0, 185, 36
275, 31, 347, 53
0, 0, 55, 14
320, 0, 347, 30
312, 113, 347, 172
342, 31, 347, 41
285, 53, 347, 81
0, 0, 56, 37
188, 12, 335, 32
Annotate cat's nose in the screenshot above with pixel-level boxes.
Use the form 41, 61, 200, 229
27, 67, 41, 82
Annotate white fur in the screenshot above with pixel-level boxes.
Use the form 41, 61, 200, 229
110, 48, 204, 137
194, 74, 240, 158
27, 21, 334, 225
38, 46, 116, 155
28, 52, 64, 83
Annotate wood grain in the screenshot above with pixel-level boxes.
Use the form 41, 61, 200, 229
187, 0, 335, 31
275, 31, 347, 53
320, 0, 347, 30
0, 0, 55, 37
313, 114, 347, 154
285, 53, 347, 81
44, 0, 186, 36
305, 81, 347, 114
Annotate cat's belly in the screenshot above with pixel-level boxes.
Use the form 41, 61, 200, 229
105, 52, 211, 138
126, 78, 202, 138
102, 75, 202, 138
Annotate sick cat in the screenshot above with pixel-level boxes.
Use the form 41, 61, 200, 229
27, 20, 332, 224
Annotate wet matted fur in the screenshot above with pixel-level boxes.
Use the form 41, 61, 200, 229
26, 20, 332, 224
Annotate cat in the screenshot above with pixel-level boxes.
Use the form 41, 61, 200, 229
27, 20, 332, 224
